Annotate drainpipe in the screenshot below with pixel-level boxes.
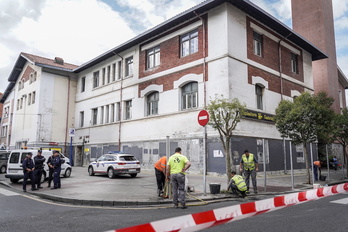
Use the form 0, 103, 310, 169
64, 77, 71, 155
278, 33, 292, 174
113, 52, 124, 151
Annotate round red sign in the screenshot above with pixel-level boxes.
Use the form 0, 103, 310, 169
198, 110, 209, 126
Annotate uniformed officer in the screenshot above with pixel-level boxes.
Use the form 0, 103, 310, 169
239, 149, 258, 194
46, 153, 55, 188
228, 171, 247, 198
51, 150, 61, 189
22, 153, 37, 192
34, 150, 46, 189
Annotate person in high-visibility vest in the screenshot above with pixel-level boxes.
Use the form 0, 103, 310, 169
239, 149, 258, 194
228, 171, 247, 198
154, 155, 167, 197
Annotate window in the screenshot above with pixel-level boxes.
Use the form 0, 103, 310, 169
182, 82, 198, 110
20, 98, 23, 109
107, 66, 111, 84
253, 31, 262, 57
181, 30, 198, 57
81, 77, 86, 92
102, 68, 105, 85
29, 71, 37, 84
80, 111, 84, 127
124, 100, 132, 120
32, 91, 36, 104
1, 126, 7, 137
4, 107, 9, 118
92, 108, 98, 125
116, 102, 121, 121
17, 100, 20, 110
117, 61, 122, 80
28, 93, 31, 105
100, 106, 104, 124
112, 63, 116, 82
255, 84, 263, 110
93, 71, 99, 88
291, 53, 298, 73
125, 57, 133, 77
111, 104, 115, 123
18, 81, 22, 91
147, 46, 160, 69
105, 105, 109, 123
147, 92, 159, 116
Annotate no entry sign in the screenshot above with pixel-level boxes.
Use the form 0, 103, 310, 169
198, 110, 209, 126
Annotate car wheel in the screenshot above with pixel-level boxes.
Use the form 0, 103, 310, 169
10, 178, 19, 183
108, 168, 115, 179
0, 165, 6, 174
64, 168, 72, 178
40, 172, 47, 183
130, 174, 137, 178
88, 166, 95, 176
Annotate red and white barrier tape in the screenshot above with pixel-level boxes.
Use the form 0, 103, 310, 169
111, 183, 348, 232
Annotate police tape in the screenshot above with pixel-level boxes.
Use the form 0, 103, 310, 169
110, 183, 348, 232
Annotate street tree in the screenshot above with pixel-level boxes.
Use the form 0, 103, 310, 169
275, 91, 334, 184
207, 95, 246, 182
332, 108, 348, 177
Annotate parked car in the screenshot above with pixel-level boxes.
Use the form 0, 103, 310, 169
0, 151, 10, 173
88, 152, 141, 178
5, 149, 72, 183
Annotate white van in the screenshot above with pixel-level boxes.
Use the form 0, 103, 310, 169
5, 149, 72, 183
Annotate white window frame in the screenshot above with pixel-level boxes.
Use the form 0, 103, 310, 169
125, 57, 133, 77
147, 92, 159, 116
181, 82, 198, 110
147, 46, 160, 69
253, 31, 262, 57
181, 29, 198, 57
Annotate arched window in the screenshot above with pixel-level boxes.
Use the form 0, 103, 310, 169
255, 84, 264, 110
182, 82, 198, 110
147, 92, 159, 116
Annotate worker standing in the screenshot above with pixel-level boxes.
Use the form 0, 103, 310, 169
239, 149, 258, 194
154, 155, 166, 197
166, 147, 191, 209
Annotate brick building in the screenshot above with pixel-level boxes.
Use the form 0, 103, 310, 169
1, 0, 347, 174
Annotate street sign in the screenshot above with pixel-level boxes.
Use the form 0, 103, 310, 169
198, 110, 209, 126
69, 128, 75, 137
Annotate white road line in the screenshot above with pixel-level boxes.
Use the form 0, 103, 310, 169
0, 188, 20, 196
330, 197, 348, 205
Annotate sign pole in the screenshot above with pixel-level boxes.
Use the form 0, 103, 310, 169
263, 139, 266, 192
198, 110, 209, 196
289, 140, 294, 190
69, 128, 75, 166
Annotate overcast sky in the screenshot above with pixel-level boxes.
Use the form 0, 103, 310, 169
0, 0, 347, 94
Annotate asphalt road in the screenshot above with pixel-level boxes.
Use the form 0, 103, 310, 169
1, 183, 347, 232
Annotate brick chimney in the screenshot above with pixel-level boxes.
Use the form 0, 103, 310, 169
291, 0, 340, 112
54, 57, 64, 65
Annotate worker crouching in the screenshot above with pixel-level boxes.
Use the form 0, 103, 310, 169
228, 171, 247, 198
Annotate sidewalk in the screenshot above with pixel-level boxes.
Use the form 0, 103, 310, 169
0, 167, 347, 206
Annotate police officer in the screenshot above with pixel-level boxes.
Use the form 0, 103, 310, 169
22, 153, 37, 192
239, 149, 258, 194
228, 171, 247, 198
51, 150, 61, 189
46, 153, 55, 188
34, 150, 46, 189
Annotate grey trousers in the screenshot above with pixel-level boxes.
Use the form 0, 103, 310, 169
244, 169, 257, 191
171, 173, 186, 206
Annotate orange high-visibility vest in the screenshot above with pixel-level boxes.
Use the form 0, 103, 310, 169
154, 156, 167, 172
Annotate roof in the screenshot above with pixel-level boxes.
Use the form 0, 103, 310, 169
74, 0, 327, 73
0, 53, 78, 103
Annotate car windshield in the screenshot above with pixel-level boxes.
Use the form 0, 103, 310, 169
119, 156, 136, 161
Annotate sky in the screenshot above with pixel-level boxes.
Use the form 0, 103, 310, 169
0, 0, 347, 94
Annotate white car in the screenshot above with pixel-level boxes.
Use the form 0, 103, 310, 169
88, 153, 141, 178
6, 149, 72, 183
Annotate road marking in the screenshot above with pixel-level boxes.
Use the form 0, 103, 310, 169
0, 188, 20, 196
331, 197, 348, 205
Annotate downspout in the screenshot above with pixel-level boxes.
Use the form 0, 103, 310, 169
113, 52, 123, 150
278, 33, 292, 174
64, 77, 71, 154
278, 33, 292, 100
193, 11, 207, 107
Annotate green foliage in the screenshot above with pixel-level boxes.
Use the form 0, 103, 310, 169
275, 91, 334, 144
332, 108, 348, 146
207, 96, 246, 138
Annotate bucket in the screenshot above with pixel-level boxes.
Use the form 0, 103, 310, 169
209, 183, 221, 194
313, 183, 320, 189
